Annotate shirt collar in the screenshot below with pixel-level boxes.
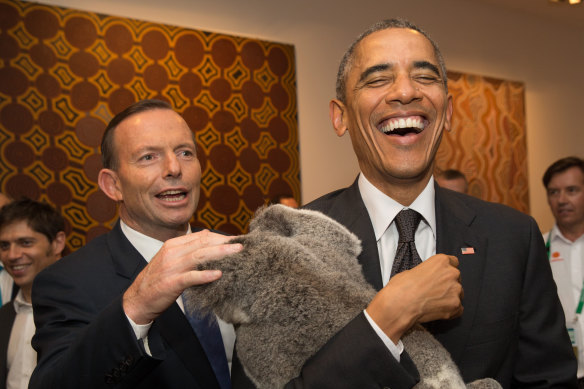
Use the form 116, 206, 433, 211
13, 289, 32, 314
550, 224, 584, 245
120, 221, 191, 263
358, 173, 436, 241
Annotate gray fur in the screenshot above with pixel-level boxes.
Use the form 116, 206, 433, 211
184, 204, 501, 389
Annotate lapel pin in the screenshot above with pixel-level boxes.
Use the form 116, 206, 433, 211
461, 247, 475, 255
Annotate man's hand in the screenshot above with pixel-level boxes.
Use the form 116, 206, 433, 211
123, 230, 242, 324
366, 254, 463, 343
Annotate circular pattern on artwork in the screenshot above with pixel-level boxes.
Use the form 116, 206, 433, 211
0, 34, 18, 60
174, 33, 204, 68
0, 66, 27, 97
39, 110, 64, 136
35, 73, 61, 98
182, 105, 209, 132
269, 83, 289, 110
42, 146, 69, 172
210, 184, 239, 214
0, 3, 18, 30
1, 103, 33, 134
141, 29, 170, 61
240, 147, 260, 173
268, 117, 290, 143
24, 9, 59, 40
209, 78, 231, 103
29, 43, 57, 69
241, 81, 263, 109
241, 41, 264, 70
211, 110, 236, 133
47, 182, 73, 205
64, 16, 97, 49
5, 141, 34, 168
243, 185, 265, 210
108, 88, 136, 115
83, 154, 103, 182
211, 38, 236, 68
267, 47, 289, 76
87, 190, 117, 222
105, 23, 134, 55
71, 81, 100, 111
144, 64, 169, 92
209, 144, 236, 175
240, 118, 260, 143
69, 51, 100, 78
6, 174, 40, 200
75, 116, 105, 147
179, 72, 202, 99
107, 57, 135, 86
267, 148, 291, 172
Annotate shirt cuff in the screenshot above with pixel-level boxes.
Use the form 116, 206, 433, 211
126, 313, 153, 355
363, 309, 404, 362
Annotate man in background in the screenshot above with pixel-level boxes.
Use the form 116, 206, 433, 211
436, 169, 468, 194
0, 199, 66, 389
0, 194, 15, 306
543, 156, 584, 386
269, 193, 299, 208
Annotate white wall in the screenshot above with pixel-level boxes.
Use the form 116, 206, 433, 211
30, 0, 584, 232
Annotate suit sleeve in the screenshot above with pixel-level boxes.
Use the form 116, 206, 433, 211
513, 218, 578, 387
232, 312, 420, 389
29, 268, 164, 389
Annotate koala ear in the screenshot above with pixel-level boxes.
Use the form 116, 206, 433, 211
249, 204, 296, 236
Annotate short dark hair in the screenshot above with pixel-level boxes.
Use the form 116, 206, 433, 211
0, 198, 65, 242
440, 169, 467, 181
101, 99, 173, 170
336, 18, 448, 103
269, 194, 295, 205
542, 156, 584, 188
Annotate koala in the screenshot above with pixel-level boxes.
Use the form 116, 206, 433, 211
184, 204, 501, 389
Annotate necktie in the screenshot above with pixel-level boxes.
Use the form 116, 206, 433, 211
182, 295, 231, 389
390, 209, 423, 277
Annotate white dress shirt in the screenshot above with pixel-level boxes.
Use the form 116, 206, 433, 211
6, 291, 36, 389
120, 221, 236, 371
0, 266, 14, 306
545, 225, 584, 378
358, 173, 437, 361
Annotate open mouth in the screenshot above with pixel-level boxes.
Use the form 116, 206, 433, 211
378, 116, 426, 136
156, 189, 188, 202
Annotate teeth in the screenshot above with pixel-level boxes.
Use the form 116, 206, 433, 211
12, 265, 27, 271
159, 190, 182, 195
380, 116, 425, 133
157, 190, 186, 202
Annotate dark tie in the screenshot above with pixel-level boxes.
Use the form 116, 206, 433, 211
390, 209, 423, 277
182, 295, 231, 389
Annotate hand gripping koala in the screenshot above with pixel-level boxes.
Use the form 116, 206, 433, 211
184, 205, 501, 389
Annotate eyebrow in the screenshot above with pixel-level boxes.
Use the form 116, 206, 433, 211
358, 60, 441, 83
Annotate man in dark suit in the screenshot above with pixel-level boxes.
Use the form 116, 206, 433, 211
29, 99, 243, 388
0, 199, 66, 389
233, 18, 577, 389
301, 18, 576, 388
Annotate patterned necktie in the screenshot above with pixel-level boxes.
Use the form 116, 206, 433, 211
182, 294, 231, 389
390, 209, 423, 277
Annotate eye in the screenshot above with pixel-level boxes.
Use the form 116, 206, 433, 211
139, 153, 155, 162
0, 242, 8, 251
365, 77, 391, 87
178, 149, 195, 158
20, 239, 34, 247
413, 74, 441, 85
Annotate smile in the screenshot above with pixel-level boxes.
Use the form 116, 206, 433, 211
156, 189, 188, 202
378, 116, 426, 135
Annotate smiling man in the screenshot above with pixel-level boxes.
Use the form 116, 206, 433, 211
295, 18, 575, 388
28, 100, 242, 389
543, 156, 584, 384
0, 199, 65, 389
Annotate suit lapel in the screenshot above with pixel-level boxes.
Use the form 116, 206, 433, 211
105, 222, 220, 389
325, 180, 384, 291
432, 186, 488, 363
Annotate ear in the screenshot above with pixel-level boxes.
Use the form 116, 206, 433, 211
52, 231, 66, 259
98, 169, 123, 202
329, 99, 349, 137
443, 94, 454, 132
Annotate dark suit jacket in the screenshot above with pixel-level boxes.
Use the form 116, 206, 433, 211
0, 301, 15, 389
293, 179, 576, 388
29, 221, 223, 389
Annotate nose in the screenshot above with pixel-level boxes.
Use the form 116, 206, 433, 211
385, 74, 421, 105
558, 191, 568, 204
164, 153, 182, 178
6, 244, 22, 261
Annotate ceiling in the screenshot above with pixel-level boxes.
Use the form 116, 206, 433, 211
475, 0, 584, 28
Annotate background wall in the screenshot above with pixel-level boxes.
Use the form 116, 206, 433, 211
28, 0, 584, 232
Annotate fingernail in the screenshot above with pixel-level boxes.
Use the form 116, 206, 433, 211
229, 243, 243, 252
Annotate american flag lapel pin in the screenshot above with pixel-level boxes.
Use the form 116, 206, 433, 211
461, 247, 475, 255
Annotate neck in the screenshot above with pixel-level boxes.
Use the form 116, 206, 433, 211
366, 175, 431, 207
558, 223, 584, 243
21, 286, 32, 303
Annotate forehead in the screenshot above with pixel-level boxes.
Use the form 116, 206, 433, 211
114, 109, 194, 150
0, 219, 41, 240
351, 28, 439, 75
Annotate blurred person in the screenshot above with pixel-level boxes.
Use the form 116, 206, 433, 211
0, 199, 65, 389
436, 169, 468, 194
269, 194, 299, 208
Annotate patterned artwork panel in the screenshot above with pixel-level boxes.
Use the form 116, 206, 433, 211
437, 71, 528, 213
0, 0, 299, 251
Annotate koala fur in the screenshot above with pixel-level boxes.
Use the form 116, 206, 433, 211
184, 204, 501, 389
